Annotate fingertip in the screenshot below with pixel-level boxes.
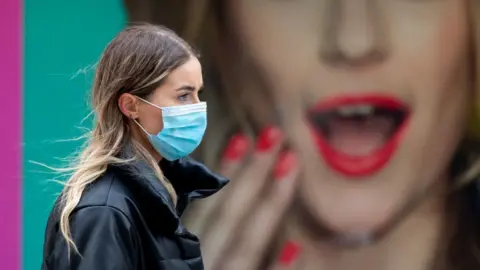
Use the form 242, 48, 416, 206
222, 133, 250, 162
278, 241, 302, 266
273, 151, 298, 180
255, 125, 283, 153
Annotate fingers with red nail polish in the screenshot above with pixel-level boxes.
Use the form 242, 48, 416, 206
194, 125, 301, 270
188, 133, 250, 235
217, 149, 300, 270
228, 125, 284, 182
223, 134, 250, 161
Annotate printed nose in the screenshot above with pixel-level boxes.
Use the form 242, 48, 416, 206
320, 0, 389, 68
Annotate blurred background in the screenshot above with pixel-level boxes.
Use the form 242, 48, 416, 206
1, 0, 477, 269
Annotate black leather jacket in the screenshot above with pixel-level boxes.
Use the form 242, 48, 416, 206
41, 155, 229, 270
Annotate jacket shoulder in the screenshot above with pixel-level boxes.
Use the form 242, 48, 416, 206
76, 168, 137, 216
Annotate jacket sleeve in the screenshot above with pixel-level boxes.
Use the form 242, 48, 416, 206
46, 206, 140, 270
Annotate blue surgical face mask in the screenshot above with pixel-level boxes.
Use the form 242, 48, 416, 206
134, 98, 207, 161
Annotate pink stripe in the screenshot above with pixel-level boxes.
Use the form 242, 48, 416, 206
0, 0, 22, 269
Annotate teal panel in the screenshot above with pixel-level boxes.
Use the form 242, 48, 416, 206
23, 1, 125, 268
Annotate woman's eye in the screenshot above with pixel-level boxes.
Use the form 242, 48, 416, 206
178, 93, 190, 102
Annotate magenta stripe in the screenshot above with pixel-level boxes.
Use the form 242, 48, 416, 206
0, 0, 22, 269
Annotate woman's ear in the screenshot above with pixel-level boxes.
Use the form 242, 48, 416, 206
118, 93, 140, 119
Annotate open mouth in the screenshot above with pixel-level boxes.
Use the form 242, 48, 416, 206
307, 95, 410, 177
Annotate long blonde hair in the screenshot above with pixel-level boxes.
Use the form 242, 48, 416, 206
59, 24, 196, 254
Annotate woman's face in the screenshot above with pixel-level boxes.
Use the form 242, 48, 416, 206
136, 57, 204, 135
120, 57, 203, 160
227, 0, 472, 236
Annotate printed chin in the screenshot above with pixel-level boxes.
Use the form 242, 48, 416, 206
323, 204, 393, 236
303, 185, 402, 236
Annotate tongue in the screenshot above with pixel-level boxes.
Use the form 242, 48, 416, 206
327, 116, 393, 156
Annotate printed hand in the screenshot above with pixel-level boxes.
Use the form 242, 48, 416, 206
187, 126, 302, 269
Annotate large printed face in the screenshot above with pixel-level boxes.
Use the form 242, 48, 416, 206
226, 0, 472, 238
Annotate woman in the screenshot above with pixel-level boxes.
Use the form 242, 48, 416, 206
41, 24, 231, 270
125, 0, 480, 269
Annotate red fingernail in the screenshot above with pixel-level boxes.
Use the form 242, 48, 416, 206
278, 241, 301, 266
223, 134, 249, 161
273, 151, 297, 179
255, 126, 282, 152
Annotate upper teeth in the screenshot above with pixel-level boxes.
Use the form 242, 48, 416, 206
337, 105, 374, 116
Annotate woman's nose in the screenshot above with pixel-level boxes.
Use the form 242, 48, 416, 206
193, 93, 201, 104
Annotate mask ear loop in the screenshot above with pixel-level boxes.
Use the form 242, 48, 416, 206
132, 97, 159, 136
131, 116, 151, 136
137, 96, 163, 110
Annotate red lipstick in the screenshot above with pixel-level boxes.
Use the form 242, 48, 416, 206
307, 94, 410, 178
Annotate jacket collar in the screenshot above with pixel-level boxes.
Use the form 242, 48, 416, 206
159, 157, 229, 215
114, 145, 229, 232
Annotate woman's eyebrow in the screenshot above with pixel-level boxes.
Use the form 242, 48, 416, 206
175, 85, 196, 92
175, 84, 204, 91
